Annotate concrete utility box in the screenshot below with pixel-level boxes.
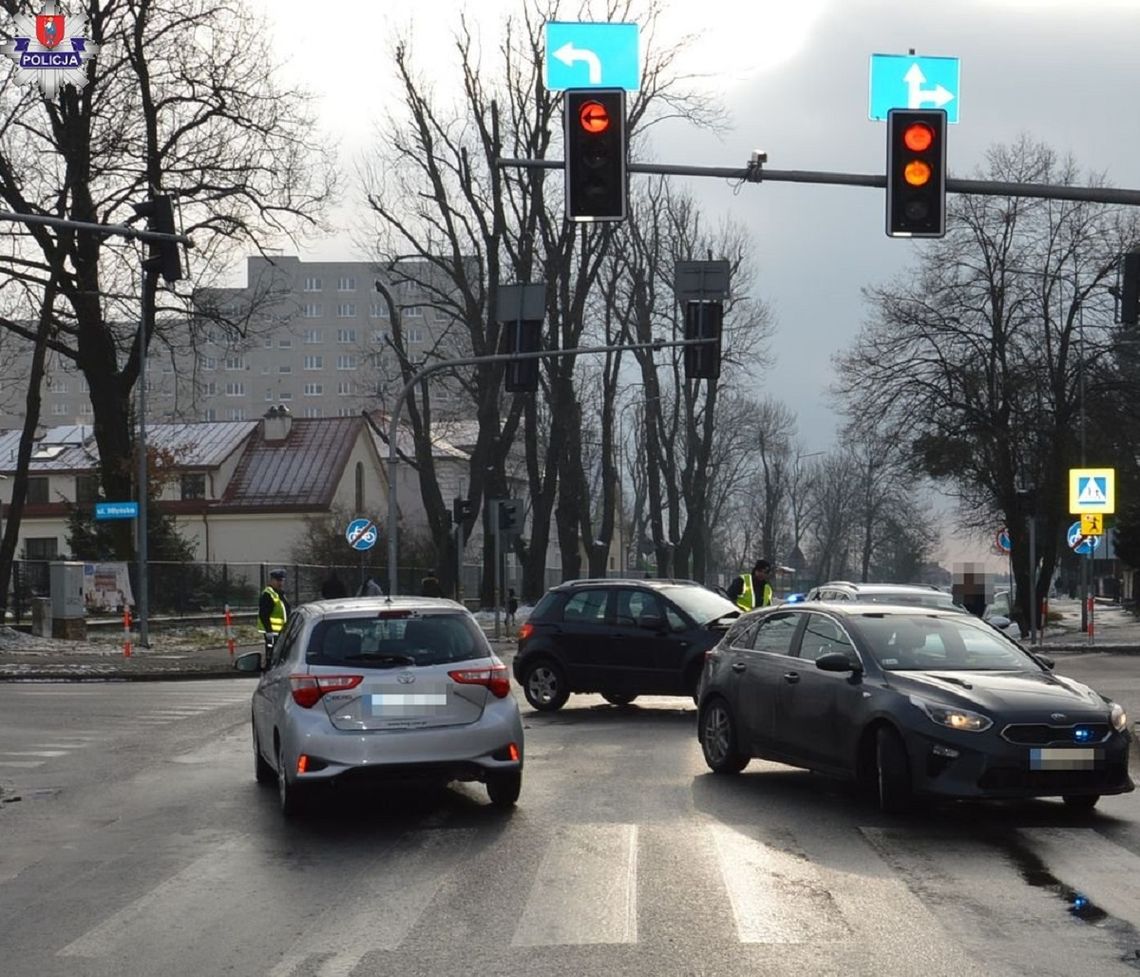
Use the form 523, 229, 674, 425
31, 597, 52, 637
49, 561, 87, 640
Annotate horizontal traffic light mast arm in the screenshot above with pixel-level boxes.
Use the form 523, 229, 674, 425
497, 158, 1140, 207
385, 335, 715, 597
0, 209, 194, 246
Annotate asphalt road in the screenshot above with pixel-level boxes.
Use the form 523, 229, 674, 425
1, 659, 1139, 977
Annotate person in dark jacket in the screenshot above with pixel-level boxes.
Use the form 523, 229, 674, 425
506, 588, 519, 628
421, 570, 442, 598
320, 568, 348, 600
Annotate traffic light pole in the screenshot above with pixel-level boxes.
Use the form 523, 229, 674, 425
384, 336, 716, 598
497, 158, 1140, 207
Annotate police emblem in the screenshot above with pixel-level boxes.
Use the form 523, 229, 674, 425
2, 2, 99, 97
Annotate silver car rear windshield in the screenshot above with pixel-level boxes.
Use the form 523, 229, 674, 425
853, 614, 1037, 672
306, 614, 490, 668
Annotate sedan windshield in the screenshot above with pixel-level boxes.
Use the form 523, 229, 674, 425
659, 585, 740, 625
306, 613, 490, 668
852, 613, 1038, 671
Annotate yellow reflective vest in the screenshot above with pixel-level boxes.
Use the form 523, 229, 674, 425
736, 573, 773, 612
259, 586, 287, 634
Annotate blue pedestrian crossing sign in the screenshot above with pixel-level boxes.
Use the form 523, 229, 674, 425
345, 518, 378, 551
545, 21, 640, 91
869, 53, 960, 123
1069, 467, 1115, 514
1068, 520, 1102, 556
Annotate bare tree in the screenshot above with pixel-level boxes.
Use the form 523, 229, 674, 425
835, 138, 1138, 625
0, 0, 334, 559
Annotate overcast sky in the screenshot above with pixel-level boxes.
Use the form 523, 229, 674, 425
259, 0, 1140, 564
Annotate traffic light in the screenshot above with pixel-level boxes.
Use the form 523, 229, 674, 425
564, 89, 627, 222
131, 195, 182, 282
504, 318, 542, 393
1121, 249, 1140, 325
683, 300, 723, 380
886, 109, 947, 238
498, 499, 519, 535
453, 497, 474, 526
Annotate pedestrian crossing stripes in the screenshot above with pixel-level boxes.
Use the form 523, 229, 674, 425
44, 820, 1140, 975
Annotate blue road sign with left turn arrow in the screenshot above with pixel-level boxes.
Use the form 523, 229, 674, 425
870, 53, 960, 123
545, 21, 640, 91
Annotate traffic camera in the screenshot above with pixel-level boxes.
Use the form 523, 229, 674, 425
886, 109, 947, 238
564, 89, 627, 222
131, 195, 182, 282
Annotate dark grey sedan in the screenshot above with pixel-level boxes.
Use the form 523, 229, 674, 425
696, 603, 1133, 813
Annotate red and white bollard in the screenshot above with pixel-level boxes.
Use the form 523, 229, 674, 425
224, 604, 235, 658
123, 607, 132, 658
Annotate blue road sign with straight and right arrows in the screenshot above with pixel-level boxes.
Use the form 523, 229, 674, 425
345, 518, 378, 552
545, 21, 640, 91
869, 53, 960, 123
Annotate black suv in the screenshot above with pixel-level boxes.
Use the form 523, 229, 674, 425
513, 579, 740, 711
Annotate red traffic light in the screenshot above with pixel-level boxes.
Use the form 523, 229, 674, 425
578, 100, 611, 134
903, 122, 934, 152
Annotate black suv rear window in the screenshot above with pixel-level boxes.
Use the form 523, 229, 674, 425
306, 614, 490, 668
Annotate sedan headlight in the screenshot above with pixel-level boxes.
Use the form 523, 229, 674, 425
1110, 702, 1128, 732
909, 695, 993, 732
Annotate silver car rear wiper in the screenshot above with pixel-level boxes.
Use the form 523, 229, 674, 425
344, 654, 417, 667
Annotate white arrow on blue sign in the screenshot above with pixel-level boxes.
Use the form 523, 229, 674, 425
869, 53, 960, 123
1067, 520, 1102, 556
345, 518, 378, 552
545, 21, 640, 92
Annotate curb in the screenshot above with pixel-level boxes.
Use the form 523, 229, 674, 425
0, 668, 255, 683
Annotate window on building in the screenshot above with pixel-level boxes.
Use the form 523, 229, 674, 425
404, 306, 423, 319
433, 306, 451, 322
78, 402, 93, 416
371, 330, 387, 343
279, 365, 292, 374
263, 336, 274, 349
407, 327, 424, 343
203, 408, 217, 421
278, 336, 293, 349
303, 276, 322, 292
203, 381, 217, 396
224, 356, 245, 371
228, 408, 247, 421
27, 477, 49, 505
279, 391, 293, 401
336, 355, 357, 371
304, 355, 323, 370
264, 389, 275, 401
337, 276, 357, 291
203, 357, 217, 372
161, 362, 174, 375
303, 407, 322, 418
225, 382, 245, 396
369, 303, 389, 319
181, 474, 206, 500
336, 303, 357, 318
304, 328, 323, 344
51, 403, 69, 416
337, 328, 357, 344
337, 380, 353, 395
50, 378, 68, 394
304, 383, 323, 396
78, 378, 89, 393
75, 474, 100, 504
25, 537, 58, 560
337, 407, 355, 417
303, 303, 322, 318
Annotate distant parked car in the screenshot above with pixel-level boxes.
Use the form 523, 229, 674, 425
805, 581, 958, 609
238, 596, 524, 816
697, 603, 1133, 812
513, 578, 740, 711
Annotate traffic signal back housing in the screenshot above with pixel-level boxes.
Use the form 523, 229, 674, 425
564, 89, 627, 222
504, 318, 542, 393
886, 109, 947, 238
1121, 249, 1140, 325
132, 195, 183, 282
683, 300, 723, 380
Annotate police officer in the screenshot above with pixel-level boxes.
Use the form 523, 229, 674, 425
727, 558, 773, 611
258, 568, 290, 654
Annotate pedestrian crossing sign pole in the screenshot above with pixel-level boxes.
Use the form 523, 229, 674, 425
1069, 468, 1115, 514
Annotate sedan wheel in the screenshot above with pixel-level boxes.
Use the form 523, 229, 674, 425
522, 659, 570, 712
253, 723, 275, 786
876, 727, 912, 814
699, 699, 749, 774
277, 741, 307, 817
601, 693, 638, 707
486, 771, 522, 809
1062, 794, 1100, 812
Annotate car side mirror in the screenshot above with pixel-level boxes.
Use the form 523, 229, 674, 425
816, 651, 862, 673
235, 650, 263, 673
637, 612, 666, 632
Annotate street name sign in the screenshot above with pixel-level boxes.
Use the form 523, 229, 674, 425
345, 518, 378, 551
94, 501, 138, 520
1069, 467, 1115, 514
545, 22, 640, 91
869, 53, 960, 123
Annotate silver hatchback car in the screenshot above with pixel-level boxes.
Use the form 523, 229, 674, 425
238, 597, 524, 816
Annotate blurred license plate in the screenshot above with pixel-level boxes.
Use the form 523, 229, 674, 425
369, 691, 447, 714
1029, 747, 1100, 770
